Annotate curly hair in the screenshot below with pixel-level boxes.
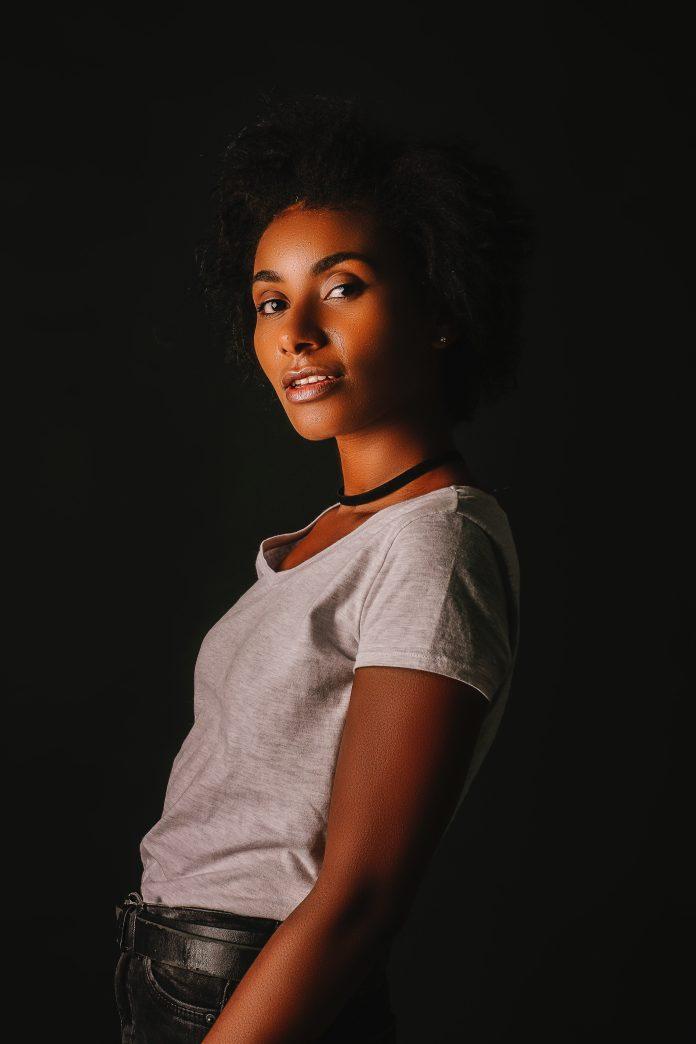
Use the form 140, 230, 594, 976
197, 92, 533, 424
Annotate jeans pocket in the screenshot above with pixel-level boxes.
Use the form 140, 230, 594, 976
114, 952, 132, 1035
143, 956, 226, 1026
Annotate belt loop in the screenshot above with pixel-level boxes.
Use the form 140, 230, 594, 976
118, 891, 144, 952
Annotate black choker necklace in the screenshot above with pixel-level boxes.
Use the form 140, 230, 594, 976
337, 449, 465, 506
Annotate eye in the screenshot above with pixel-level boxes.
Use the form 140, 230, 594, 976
326, 281, 363, 300
256, 298, 287, 317
255, 281, 363, 318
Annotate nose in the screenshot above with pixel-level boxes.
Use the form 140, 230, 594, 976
276, 301, 326, 356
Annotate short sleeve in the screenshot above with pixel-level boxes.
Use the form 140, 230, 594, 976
354, 512, 514, 703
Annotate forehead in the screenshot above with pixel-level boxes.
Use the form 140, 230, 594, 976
253, 204, 399, 272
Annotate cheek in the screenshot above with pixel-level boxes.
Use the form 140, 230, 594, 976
252, 325, 275, 377
339, 293, 421, 372
343, 307, 429, 406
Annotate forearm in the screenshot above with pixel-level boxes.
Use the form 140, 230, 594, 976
202, 878, 395, 1043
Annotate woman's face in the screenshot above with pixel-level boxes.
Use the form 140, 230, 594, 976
251, 203, 444, 441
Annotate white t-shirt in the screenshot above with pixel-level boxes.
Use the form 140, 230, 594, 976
139, 484, 520, 921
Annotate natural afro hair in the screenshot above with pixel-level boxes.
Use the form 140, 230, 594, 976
197, 92, 533, 424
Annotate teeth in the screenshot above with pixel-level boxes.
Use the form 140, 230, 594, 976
290, 374, 337, 387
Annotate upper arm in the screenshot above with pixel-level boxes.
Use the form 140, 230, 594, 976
315, 512, 513, 928
354, 513, 513, 702
317, 663, 489, 929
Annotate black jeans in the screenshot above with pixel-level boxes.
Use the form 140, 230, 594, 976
114, 899, 398, 1042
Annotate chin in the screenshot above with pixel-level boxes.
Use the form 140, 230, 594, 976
284, 405, 349, 441
291, 422, 343, 443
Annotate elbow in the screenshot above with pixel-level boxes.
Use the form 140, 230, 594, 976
312, 868, 411, 942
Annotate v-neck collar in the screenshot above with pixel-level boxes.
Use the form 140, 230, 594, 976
255, 485, 495, 583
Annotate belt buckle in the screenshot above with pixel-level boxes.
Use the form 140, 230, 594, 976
117, 891, 144, 951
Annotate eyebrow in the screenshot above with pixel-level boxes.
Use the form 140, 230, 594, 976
252, 251, 378, 286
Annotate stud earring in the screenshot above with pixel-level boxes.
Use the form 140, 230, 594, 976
439, 336, 447, 343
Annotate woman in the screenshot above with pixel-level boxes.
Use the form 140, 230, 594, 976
114, 93, 530, 1043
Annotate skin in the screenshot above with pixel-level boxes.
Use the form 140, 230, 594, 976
204, 204, 490, 1043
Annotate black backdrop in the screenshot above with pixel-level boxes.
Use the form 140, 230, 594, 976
4, 4, 692, 1040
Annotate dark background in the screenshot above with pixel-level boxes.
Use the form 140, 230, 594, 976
4, 3, 692, 1040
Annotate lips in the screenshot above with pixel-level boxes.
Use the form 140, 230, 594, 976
281, 365, 344, 389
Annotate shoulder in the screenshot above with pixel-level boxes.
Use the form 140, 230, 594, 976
362, 494, 518, 634
378, 499, 504, 573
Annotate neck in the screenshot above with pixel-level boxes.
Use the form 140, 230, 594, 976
333, 404, 473, 514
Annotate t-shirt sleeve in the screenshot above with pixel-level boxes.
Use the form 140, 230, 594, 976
354, 512, 514, 703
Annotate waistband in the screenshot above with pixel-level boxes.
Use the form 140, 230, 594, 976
115, 891, 391, 994
116, 892, 282, 982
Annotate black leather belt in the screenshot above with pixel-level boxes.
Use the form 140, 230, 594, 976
116, 900, 280, 981
115, 895, 392, 994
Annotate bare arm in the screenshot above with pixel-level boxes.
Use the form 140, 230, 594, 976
203, 664, 489, 1043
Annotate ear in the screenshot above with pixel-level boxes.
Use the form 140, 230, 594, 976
431, 324, 460, 351
426, 301, 459, 350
